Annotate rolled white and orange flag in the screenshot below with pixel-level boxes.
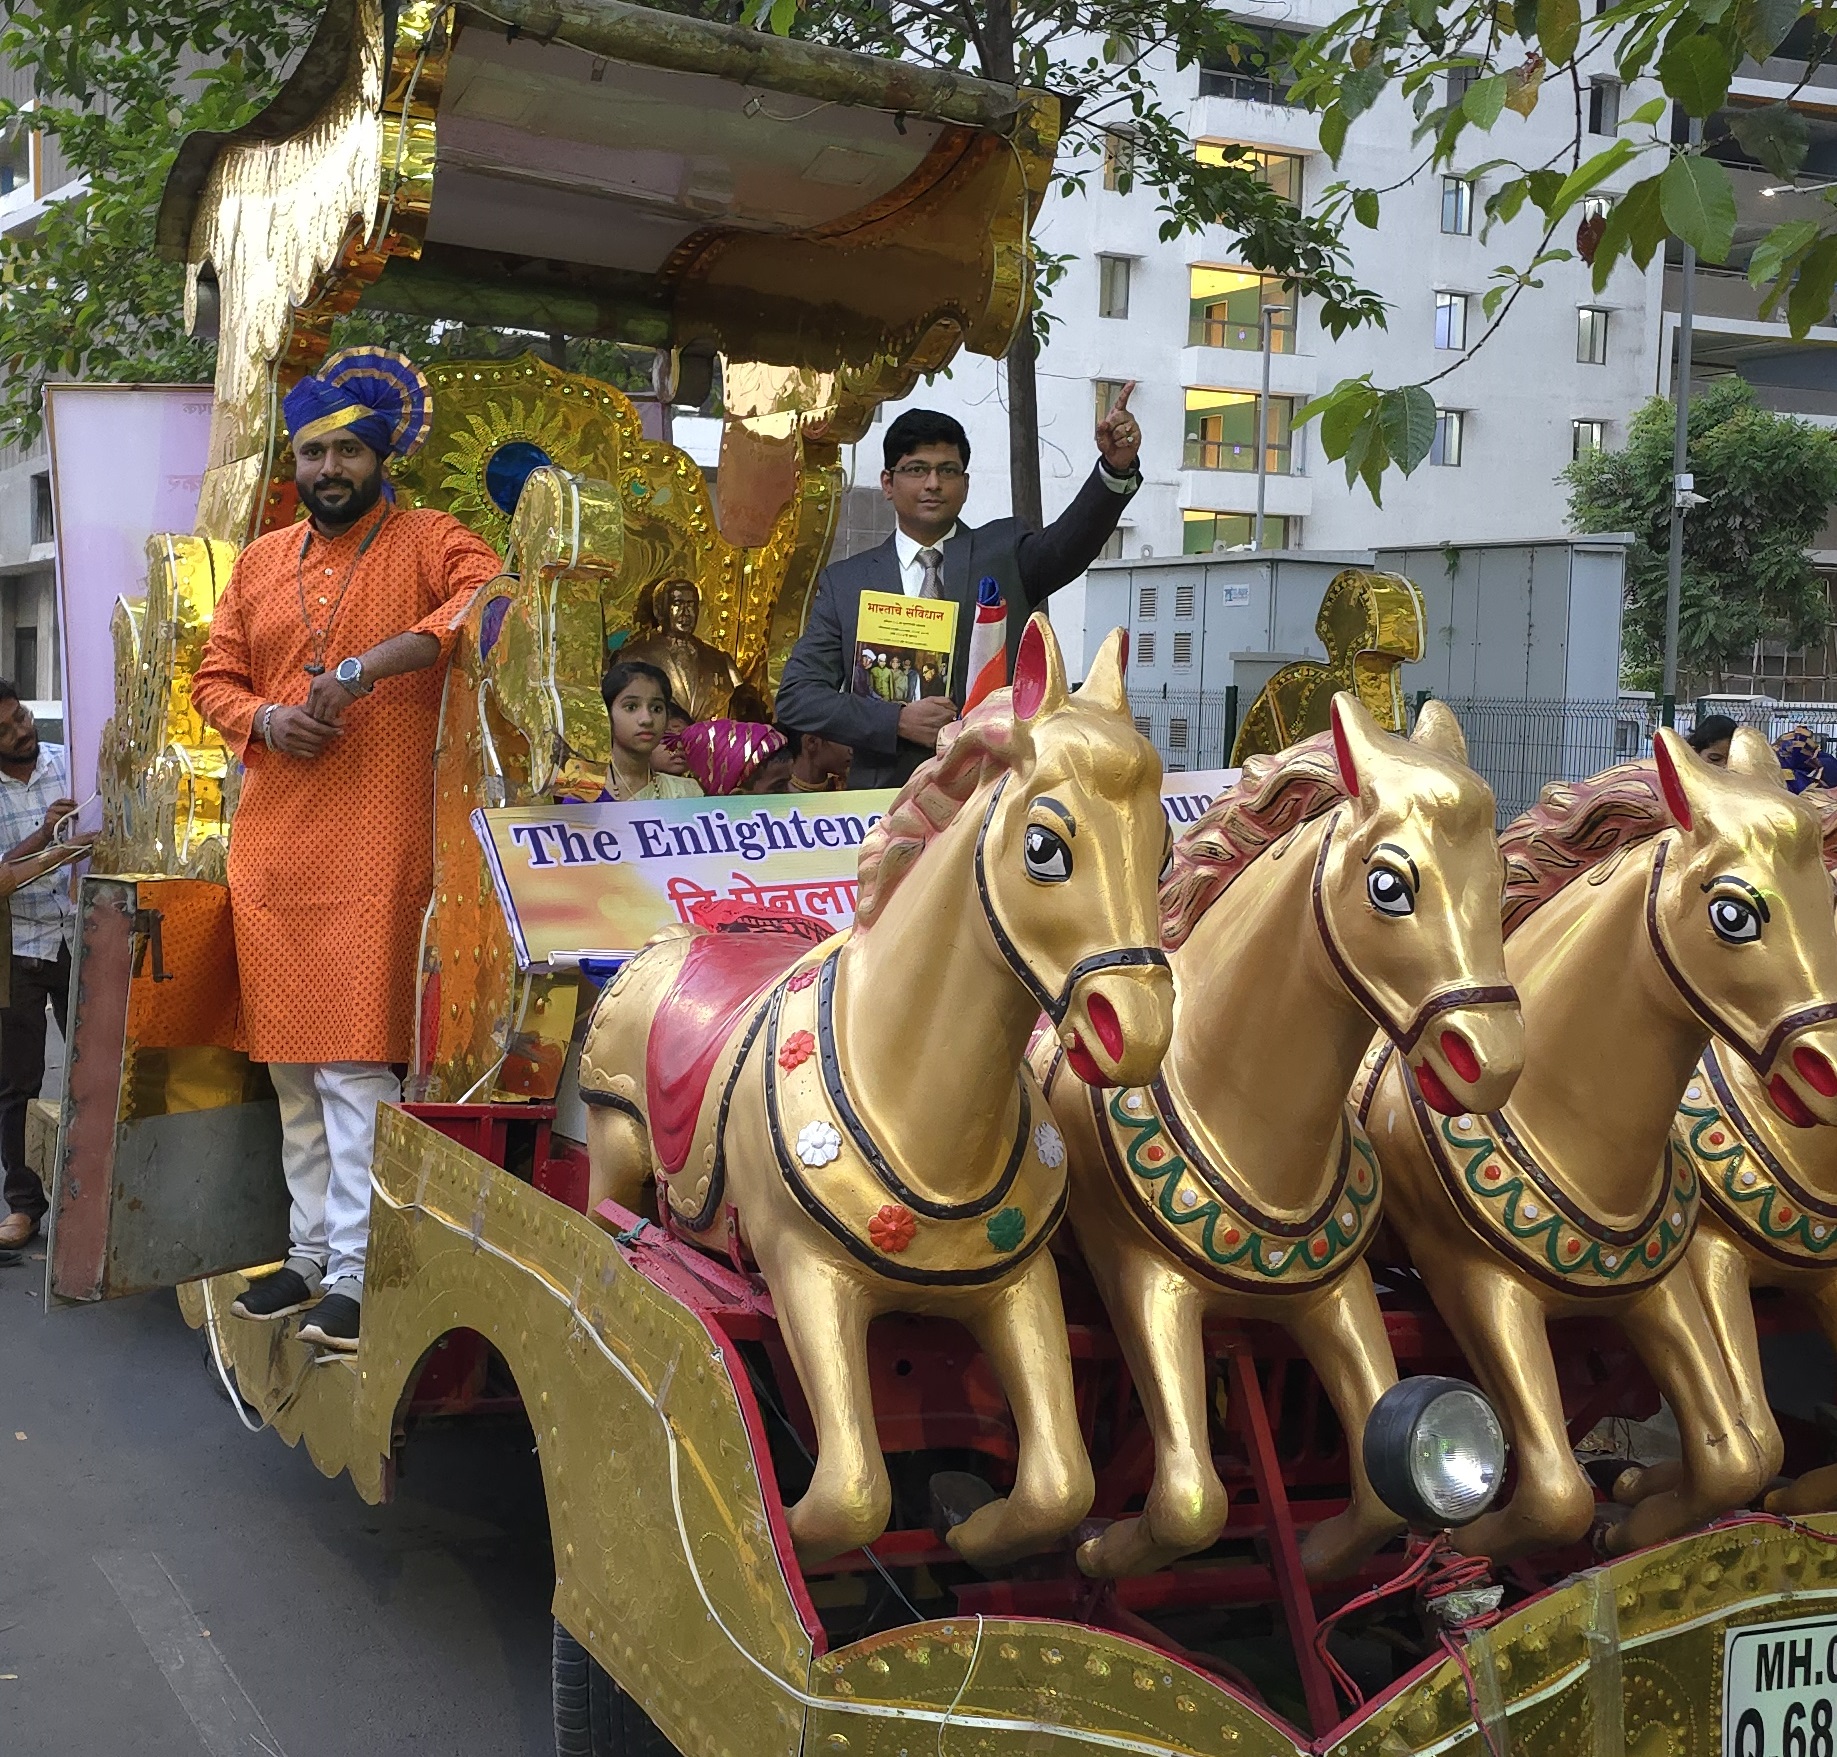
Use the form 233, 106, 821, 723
964, 575, 1008, 711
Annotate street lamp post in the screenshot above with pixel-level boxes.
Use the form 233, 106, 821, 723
1661, 117, 1704, 727
1254, 303, 1289, 550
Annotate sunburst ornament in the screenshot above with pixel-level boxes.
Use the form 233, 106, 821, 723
389, 354, 648, 548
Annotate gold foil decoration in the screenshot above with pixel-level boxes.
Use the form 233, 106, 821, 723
1231, 570, 1426, 765
95, 534, 239, 879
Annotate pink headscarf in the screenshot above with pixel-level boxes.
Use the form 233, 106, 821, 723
679, 719, 788, 796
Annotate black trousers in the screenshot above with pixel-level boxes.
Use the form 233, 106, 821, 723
1, 942, 69, 1221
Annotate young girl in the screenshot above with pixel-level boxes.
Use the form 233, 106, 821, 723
558, 661, 701, 803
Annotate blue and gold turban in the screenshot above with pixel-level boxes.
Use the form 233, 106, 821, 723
283, 346, 433, 460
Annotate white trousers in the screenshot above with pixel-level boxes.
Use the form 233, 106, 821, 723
267, 1061, 401, 1297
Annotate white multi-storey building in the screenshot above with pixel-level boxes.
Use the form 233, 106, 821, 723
862, 17, 1667, 578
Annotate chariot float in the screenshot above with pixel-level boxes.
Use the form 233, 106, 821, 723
42, 5, 1837, 1756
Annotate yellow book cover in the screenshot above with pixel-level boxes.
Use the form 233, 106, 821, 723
851, 590, 958, 706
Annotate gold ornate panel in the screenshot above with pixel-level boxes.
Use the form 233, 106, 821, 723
1232, 569, 1426, 764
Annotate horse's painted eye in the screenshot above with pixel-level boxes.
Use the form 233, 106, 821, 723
1709, 895, 1761, 944
1367, 866, 1414, 917
1024, 824, 1072, 883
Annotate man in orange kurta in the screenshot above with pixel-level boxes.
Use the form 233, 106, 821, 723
193, 348, 500, 1351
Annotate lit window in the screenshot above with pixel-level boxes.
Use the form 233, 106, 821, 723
1137, 631, 1157, 665
1172, 632, 1194, 666
1174, 583, 1195, 617
1138, 585, 1158, 619
1434, 292, 1468, 351
1588, 80, 1620, 135
1430, 410, 1464, 468
1094, 379, 1129, 426
1441, 177, 1473, 236
1103, 130, 1136, 190
1182, 511, 1290, 552
1577, 307, 1609, 364
1098, 254, 1132, 319
1184, 388, 1294, 473
0, 107, 35, 201
1194, 142, 1302, 204
1573, 419, 1606, 459
1188, 265, 1296, 350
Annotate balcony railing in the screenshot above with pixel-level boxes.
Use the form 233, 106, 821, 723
1183, 437, 1292, 473
1187, 314, 1297, 350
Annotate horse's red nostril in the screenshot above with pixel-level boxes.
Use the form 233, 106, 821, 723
1415, 1060, 1461, 1116
1086, 991, 1125, 1060
1795, 1046, 1837, 1098
1440, 1030, 1481, 1086
1771, 1073, 1818, 1129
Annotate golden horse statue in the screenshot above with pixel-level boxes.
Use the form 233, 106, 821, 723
577, 617, 1175, 1568
1657, 786, 1837, 1516
1359, 729, 1837, 1559
1039, 696, 1523, 1584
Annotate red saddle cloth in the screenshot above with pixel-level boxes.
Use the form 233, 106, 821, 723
645, 928, 810, 1177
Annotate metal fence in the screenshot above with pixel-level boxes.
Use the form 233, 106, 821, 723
1129, 692, 1837, 826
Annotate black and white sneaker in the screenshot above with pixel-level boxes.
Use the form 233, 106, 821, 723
297, 1293, 360, 1353
231, 1266, 321, 1321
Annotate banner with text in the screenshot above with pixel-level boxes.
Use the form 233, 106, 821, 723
477, 769, 1238, 968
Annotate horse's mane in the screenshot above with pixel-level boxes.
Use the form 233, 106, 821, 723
1160, 732, 1348, 949
855, 693, 1023, 931
1499, 763, 1673, 936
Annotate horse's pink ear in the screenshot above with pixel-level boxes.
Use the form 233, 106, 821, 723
1653, 728, 1694, 831
1330, 693, 1363, 799
1012, 612, 1069, 721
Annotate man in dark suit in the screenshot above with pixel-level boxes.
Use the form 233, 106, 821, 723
775, 391, 1142, 789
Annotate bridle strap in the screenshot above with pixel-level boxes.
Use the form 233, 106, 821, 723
1309, 807, 1519, 1051
973, 775, 1169, 1026
1643, 839, 1837, 1072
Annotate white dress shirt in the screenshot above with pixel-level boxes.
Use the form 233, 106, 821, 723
892, 524, 962, 597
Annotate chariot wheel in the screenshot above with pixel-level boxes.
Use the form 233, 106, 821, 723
552, 1620, 677, 1757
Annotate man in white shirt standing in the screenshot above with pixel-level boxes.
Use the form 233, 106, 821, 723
775, 392, 1143, 790
0, 685, 78, 1248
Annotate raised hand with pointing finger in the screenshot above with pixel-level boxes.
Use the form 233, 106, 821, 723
1096, 381, 1142, 475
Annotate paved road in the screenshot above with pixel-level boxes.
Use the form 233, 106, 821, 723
1, 1255, 557, 1755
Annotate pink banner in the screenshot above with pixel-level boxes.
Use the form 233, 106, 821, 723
44, 383, 214, 804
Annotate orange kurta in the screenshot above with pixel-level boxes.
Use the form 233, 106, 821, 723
193, 506, 501, 1064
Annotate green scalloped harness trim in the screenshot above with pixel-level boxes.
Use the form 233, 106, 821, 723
1093, 1080, 1379, 1293
1681, 1045, 1837, 1266
1423, 1098, 1698, 1293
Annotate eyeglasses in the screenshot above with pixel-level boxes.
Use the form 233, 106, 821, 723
891, 462, 967, 482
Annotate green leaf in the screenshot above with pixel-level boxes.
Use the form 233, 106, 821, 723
1660, 153, 1737, 261
1590, 173, 1666, 288
767, 0, 798, 36
1340, 62, 1386, 121
1547, 139, 1636, 216
1320, 102, 1349, 162
1463, 75, 1506, 129
1380, 385, 1437, 473
1627, 96, 1669, 127
1658, 32, 1733, 117
1686, 0, 1733, 22
1786, 235, 1837, 337
1537, 0, 1581, 64
1526, 167, 1566, 214
1748, 218, 1821, 287
1727, 103, 1811, 181
1736, 0, 1800, 61
1318, 382, 1379, 456
1353, 187, 1380, 227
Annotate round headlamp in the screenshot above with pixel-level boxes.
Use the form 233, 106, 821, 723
1362, 1376, 1506, 1529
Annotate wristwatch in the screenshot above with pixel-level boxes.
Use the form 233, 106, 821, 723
333, 656, 372, 695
